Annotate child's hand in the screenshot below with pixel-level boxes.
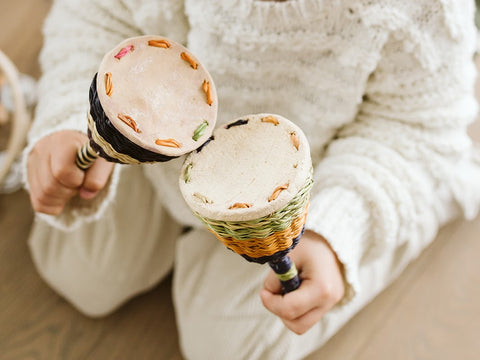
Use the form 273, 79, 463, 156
260, 230, 345, 335
27, 130, 114, 215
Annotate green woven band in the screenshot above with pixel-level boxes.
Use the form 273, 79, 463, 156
195, 174, 313, 241
276, 263, 298, 282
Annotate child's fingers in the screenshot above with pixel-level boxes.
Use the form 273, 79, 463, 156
28, 165, 67, 215
260, 279, 321, 321
39, 154, 78, 200
50, 145, 85, 189
31, 200, 65, 216
25, 130, 111, 215
80, 157, 114, 199
27, 165, 49, 213
27, 153, 74, 214
263, 269, 283, 294
282, 306, 325, 335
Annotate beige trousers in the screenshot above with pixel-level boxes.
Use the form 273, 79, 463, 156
28, 165, 422, 360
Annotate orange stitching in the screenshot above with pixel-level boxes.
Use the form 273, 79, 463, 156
268, 184, 289, 202
104, 73, 113, 97
117, 114, 140, 133
202, 80, 213, 106
180, 52, 198, 69
155, 138, 181, 148
148, 39, 171, 48
261, 115, 279, 125
229, 203, 252, 209
290, 132, 299, 150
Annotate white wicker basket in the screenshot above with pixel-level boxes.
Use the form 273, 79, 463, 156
0, 49, 30, 190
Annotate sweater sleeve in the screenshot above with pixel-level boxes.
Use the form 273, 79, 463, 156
23, 0, 188, 230
305, 1, 480, 305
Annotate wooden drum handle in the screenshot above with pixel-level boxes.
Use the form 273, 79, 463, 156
268, 255, 301, 293
75, 141, 98, 170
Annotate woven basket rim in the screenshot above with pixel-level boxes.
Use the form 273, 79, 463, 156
0, 49, 30, 185
196, 175, 313, 241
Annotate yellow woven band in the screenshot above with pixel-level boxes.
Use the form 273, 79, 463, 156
87, 112, 142, 164
211, 207, 308, 258
276, 263, 298, 282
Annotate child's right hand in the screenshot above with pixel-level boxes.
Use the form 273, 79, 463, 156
27, 130, 114, 215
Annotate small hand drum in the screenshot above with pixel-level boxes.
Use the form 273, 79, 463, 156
179, 114, 313, 293
76, 35, 217, 169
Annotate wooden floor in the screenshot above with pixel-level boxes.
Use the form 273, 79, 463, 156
1, 1, 480, 359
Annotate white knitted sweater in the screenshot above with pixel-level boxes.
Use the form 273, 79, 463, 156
25, 0, 480, 303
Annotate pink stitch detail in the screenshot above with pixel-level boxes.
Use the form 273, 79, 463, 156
114, 45, 134, 59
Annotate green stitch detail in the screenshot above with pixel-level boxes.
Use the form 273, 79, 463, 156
184, 163, 193, 183
193, 120, 209, 141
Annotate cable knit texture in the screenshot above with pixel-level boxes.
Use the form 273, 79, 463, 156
25, 0, 480, 306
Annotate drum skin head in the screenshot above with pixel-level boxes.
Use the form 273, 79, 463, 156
180, 113, 312, 222
96, 35, 217, 157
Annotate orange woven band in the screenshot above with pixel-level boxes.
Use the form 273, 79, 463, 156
210, 207, 308, 259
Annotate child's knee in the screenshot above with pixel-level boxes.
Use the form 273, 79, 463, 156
32, 251, 137, 317
57, 282, 130, 318
175, 303, 324, 360
27, 210, 176, 317
176, 308, 263, 360
28, 234, 139, 317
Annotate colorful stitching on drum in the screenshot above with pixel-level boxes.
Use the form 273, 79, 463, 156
155, 138, 181, 148
181, 52, 198, 69
202, 80, 213, 106
104, 73, 113, 97
114, 45, 134, 59
148, 39, 171, 48
269, 184, 289, 202
117, 113, 140, 133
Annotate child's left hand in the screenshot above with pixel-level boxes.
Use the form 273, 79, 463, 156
260, 230, 345, 335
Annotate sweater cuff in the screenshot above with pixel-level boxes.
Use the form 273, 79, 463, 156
22, 114, 121, 231
305, 186, 371, 306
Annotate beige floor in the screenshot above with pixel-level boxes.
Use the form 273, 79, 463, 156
1, 1, 479, 359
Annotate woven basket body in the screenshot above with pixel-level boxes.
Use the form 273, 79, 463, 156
180, 113, 313, 264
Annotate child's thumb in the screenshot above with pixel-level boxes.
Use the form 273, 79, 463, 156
263, 270, 283, 295
79, 157, 114, 199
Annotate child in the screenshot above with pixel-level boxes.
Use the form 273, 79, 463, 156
24, 0, 480, 359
